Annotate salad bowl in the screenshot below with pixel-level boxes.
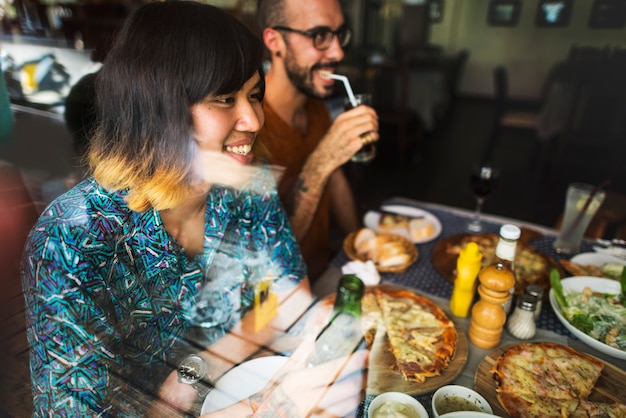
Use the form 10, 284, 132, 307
549, 276, 626, 360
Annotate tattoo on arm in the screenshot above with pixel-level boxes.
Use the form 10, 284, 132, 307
252, 385, 299, 418
285, 177, 307, 216
296, 177, 308, 193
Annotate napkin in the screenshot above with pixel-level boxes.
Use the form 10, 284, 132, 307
341, 260, 381, 286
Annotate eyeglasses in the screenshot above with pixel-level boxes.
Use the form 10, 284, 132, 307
271, 25, 352, 51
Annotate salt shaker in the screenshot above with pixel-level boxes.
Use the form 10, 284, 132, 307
524, 284, 543, 319
507, 294, 537, 340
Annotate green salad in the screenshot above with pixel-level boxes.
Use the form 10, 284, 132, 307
561, 287, 626, 352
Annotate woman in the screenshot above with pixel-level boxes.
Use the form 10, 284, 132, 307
21, 2, 307, 416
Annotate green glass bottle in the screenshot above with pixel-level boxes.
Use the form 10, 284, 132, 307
332, 274, 364, 317
307, 274, 364, 366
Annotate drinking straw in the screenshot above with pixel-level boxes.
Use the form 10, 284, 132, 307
326, 73, 358, 108
562, 178, 611, 239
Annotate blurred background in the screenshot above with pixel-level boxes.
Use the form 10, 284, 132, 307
2, 0, 625, 229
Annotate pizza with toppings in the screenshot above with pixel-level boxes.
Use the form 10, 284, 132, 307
434, 233, 555, 296
310, 286, 462, 388
560, 260, 604, 277
492, 342, 626, 418
368, 288, 457, 382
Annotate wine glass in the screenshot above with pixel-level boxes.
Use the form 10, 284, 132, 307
467, 163, 500, 232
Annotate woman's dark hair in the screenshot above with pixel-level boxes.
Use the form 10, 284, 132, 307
89, 1, 265, 211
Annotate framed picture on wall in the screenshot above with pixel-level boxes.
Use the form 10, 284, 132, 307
535, 0, 573, 27
589, 0, 626, 28
487, 0, 522, 27
429, 0, 444, 23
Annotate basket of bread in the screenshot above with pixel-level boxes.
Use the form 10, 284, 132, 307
344, 228, 418, 273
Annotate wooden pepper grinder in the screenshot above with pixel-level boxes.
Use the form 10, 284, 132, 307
468, 262, 515, 349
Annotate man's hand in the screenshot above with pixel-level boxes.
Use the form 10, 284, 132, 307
313, 104, 379, 175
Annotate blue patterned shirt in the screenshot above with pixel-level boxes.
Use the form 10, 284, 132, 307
21, 176, 306, 417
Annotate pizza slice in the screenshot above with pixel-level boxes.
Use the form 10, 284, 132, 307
559, 260, 604, 277
375, 288, 457, 382
497, 391, 581, 418
360, 292, 382, 348
549, 353, 604, 399
493, 343, 577, 401
493, 343, 612, 418
575, 400, 626, 418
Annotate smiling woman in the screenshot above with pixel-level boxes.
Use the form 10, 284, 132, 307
89, 1, 267, 212
20, 2, 308, 417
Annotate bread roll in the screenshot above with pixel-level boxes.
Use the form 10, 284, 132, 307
409, 218, 434, 241
354, 228, 377, 254
378, 253, 411, 267
351, 228, 416, 270
378, 213, 410, 230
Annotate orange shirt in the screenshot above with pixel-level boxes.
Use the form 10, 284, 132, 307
260, 99, 331, 281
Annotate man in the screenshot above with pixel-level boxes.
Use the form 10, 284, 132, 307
256, 0, 379, 281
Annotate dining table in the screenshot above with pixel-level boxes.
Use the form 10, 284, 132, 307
190, 196, 626, 418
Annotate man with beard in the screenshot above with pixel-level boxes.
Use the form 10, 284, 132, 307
256, 0, 380, 282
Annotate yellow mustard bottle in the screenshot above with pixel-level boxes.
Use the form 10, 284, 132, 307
449, 242, 483, 318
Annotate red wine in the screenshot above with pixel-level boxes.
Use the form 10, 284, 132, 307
470, 167, 498, 197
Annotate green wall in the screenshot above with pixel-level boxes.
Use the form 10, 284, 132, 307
430, 0, 626, 100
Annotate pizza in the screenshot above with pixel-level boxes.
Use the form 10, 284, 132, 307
492, 342, 626, 418
365, 288, 457, 383
560, 260, 604, 277
311, 287, 458, 384
443, 234, 550, 295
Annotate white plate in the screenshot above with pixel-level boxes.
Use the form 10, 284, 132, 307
571, 252, 626, 268
592, 245, 626, 259
363, 205, 442, 244
200, 355, 288, 415
549, 276, 626, 360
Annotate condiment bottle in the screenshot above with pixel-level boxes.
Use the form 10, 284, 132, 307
307, 274, 364, 366
507, 294, 537, 339
491, 224, 521, 313
468, 263, 515, 349
450, 242, 483, 318
524, 284, 543, 319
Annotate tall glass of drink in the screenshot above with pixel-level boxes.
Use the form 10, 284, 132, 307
553, 183, 605, 254
344, 94, 376, 163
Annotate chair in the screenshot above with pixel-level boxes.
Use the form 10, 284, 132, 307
568, 44, 611, 67
551, 70, 626, 184
481, 66, 548, 177
444, 50, 469, 103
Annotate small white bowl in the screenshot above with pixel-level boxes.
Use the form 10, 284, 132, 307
432, 385, 493, 418
437, 413, 501, 418
368, 391, 428, 418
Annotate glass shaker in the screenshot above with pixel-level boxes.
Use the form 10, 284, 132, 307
506, 294, 537, 340
524, 284, 543, 319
